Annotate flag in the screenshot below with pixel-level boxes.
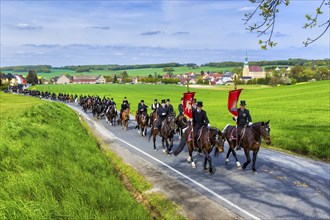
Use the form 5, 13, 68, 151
183, 92, 195, 119
228, 89, 243, 116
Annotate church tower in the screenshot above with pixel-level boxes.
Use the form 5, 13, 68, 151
242, 50, 250, 77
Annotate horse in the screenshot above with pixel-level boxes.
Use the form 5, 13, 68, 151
149, 110, 158, 127
175, 114, 188, 140
148, 114, 176, 154
223, 121, 271, 173
174, 124, 225, 174
136, 111, 149, 137
106, 105, 117, 126
118, 108, 130, 130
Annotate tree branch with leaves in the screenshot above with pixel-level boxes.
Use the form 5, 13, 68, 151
244, 0, 330, 49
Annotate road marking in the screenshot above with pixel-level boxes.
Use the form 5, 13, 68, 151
68, 104, 260, 220
116, 137, 260, 220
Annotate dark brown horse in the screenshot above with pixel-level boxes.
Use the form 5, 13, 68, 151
118, 108, 130, 130
136, 111, 149, 137
149, 110, 158, 127
148, 114, 176, 154
106, 105, 117, 126
223, 121, 271, 173
175, 114, 188, 140
174, 124, 225, 174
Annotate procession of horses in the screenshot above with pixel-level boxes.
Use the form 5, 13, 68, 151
26, 89, 271, 175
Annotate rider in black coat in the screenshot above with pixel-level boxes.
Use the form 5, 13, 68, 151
166, 99, 174, 115
192, 101, 210, 147
178, 98, 184, 116
157, 99, 168, 130
235, 100, 252, 150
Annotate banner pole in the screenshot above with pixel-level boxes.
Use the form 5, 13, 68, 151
234, 75, 238, 149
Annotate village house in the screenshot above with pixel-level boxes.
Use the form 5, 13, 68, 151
56, 75, 71, 84
14, 74, 27, 85
96, 75, 106, 84
0, 73, 17, 85
72, 75, 96, 84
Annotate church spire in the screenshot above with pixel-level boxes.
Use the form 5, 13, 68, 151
244, 49, 248, 65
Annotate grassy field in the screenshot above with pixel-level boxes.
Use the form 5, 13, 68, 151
3, 66, 234, 79
0, 93, 183, 219
32, 81, 330, 160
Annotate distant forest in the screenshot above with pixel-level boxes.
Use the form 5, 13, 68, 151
1, 59, 329, 73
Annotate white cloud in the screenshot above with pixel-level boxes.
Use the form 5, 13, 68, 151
237, 6, 255, 12
16, 23, 42, 30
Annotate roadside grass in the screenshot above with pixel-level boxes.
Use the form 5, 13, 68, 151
82, 119, 185, 220
32, 80, 330, 160
0, 93, 151, 219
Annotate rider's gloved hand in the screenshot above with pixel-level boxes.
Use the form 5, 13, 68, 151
207, 123, 211, 128
248, 122, 253, 126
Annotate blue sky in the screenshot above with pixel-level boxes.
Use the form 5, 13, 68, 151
1, 0, 329, 67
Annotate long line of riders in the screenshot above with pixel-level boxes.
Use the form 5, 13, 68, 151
25, 89, 271, 175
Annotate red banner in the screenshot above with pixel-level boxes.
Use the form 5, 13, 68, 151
183, 92, 195, 119
228, 89, 243, 116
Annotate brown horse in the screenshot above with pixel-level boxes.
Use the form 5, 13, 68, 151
106, 105, 117, 126
223, 121, 271, 173
136, 111, 149, 137
118, 108, 130, 130
174, 124, 225, 174
148, 114, 176, 154
149, 110, 158, 127
175, 114, 188, 140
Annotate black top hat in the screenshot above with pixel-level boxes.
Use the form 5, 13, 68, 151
141, 100, 144, 102
154, 99, 158, 102
124, 97, 127, 99
181, 97, 183, 101
240, 100, 246, 106
197, 101, 203, 107
193, 98, 197, 102
161, 99, 166, 104
166, 98, 170, 102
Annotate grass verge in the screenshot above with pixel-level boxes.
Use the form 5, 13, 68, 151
80, 118, 185, 220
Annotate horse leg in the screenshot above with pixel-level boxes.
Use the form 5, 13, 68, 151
207, 155, 215, 175
188, 143, 196, 168
168, 137, 173, 154
242, 148, 251, 170
203, 156, 208, 171
162, 138, 167, 154
144, 126, 147, 137
226, 146, 232, 164
153, 133, 157, 151
232, 149, 242, 168
252, 148, 260, 173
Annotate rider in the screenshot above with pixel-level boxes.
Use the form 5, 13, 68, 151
192, 98, 197, 110
137, 100, 148, 118
178, 97, 184, 116
192, 101, 210, 149
151, 99, 160, 111
166, 98, 174, 115
156, 99, 168, 130
235, 100, 252, 150
120, 98, 130, 119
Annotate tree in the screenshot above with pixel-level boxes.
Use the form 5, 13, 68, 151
113, 74, 118, 84
163, 67, 174, 77
244, 0, 330, 49
26, 70, 38, 85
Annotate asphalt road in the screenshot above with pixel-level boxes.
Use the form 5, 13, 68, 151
69, 103, 330, 219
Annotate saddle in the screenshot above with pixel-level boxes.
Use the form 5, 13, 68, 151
187, 126, 205, 142
230, 127, 247, 141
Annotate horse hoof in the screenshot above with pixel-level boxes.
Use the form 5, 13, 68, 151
225, 158, 229, 164
191, 162, 196, 168
209, 169, 215, 175
253, 171, 258, 175
236, 161, 242, 167
163, 149, 167, 154
154, 148, 158, 151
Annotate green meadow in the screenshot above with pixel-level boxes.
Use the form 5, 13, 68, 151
33, 81, 330, 160
3, 66, 233, 79
0, 93, 183, 219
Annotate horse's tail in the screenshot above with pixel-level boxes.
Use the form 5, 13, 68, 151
174, 133, 187, 156
148, 127, 153, 142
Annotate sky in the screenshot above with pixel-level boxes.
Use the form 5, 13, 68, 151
1, 0, 329, 67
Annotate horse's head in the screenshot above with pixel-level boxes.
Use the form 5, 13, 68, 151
260, 120, 271, 145
210, 128, 225, 157
166, 115, 176, 132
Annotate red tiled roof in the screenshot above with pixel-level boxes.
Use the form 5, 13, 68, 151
249, 66, 262, 72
